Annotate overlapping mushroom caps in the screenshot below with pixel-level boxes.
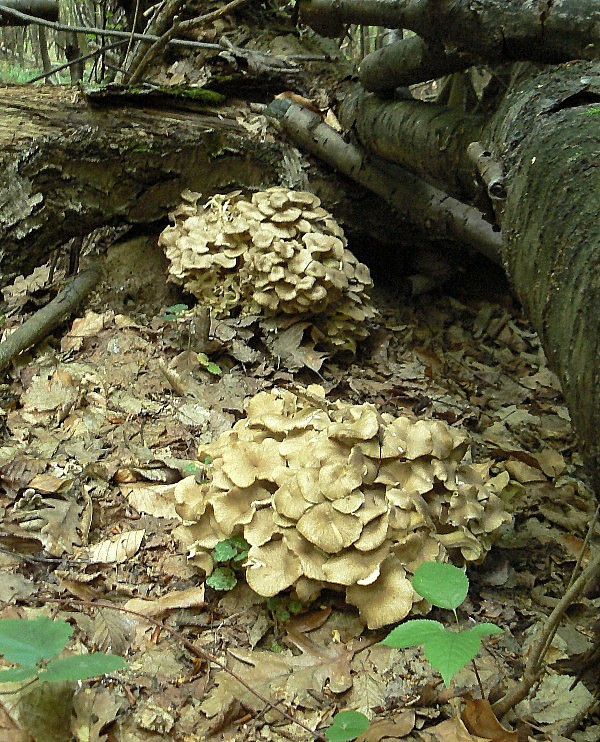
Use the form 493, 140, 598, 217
158, 187, 377, 352
174, 387, 513, 629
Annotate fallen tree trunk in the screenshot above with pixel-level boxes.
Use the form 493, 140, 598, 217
272, 60, 600, 492
0, 85, 286, 282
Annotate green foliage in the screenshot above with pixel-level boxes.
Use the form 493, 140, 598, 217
0, 617, 127, 685
197, 352, 222, 376
0, 61, 39, 83
585, 105, 600, 116
381, 562, 503, 687
266, 596, 303, 622
206, 566, 238, 590
160, 303, 190, 322
325, 710, 370, 741
411, 561, 469, 611
206, 537, 250, 591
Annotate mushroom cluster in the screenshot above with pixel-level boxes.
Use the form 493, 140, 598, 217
174, 387, 513, 628
159, 188, 377, 352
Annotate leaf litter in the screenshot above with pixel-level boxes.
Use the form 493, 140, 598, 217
0, 237, 597, 741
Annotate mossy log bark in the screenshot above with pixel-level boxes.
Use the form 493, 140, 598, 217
0, 85, 285, 282
485, 63, 600, 492
329, 62, 600, 490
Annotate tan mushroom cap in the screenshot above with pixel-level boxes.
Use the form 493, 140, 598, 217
321, 543, 390, 586
346, 557, 414, 629
246, 539, 303, 597
296, 502, 363, 553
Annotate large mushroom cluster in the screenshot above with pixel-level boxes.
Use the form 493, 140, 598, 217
158, 187, 377, 352
174, 387, 513, 628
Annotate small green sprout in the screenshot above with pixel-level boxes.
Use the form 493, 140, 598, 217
206, 536, 250, 591
197, 352, 222, 376
381, 562, 503, 687
0, 617, 127, 685
266, 596, 303, 623
160, 303, 190, 323
325, 710, 370, 741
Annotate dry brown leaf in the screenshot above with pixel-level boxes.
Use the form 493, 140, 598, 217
83, 529, 145, 564
357, 709, 416, 741
124, 586, 206, 618
462, 698, 518, 740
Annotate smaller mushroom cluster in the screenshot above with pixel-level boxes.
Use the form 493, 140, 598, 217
158, 188, 377, 353
174, 387, 513, 628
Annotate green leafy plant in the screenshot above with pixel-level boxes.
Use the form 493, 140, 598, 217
206, 536, 250, 591
0, 617, 127, 684
197, 351, 222, 376
381, 562, 503, 687
266, 596, 303, 623
324, 562, 503, 740
159, 303, 190, 323
325, 710, 370, 741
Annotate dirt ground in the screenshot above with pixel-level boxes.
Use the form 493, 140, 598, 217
0, 232, 597, 741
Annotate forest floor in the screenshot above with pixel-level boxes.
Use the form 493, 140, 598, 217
0, 232, 597, 741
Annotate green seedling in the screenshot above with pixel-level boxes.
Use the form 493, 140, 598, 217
197, 352, 222, 376
266, 596, 303, 623
325, 561, 503, 740
160, 303, 190, 323
325, 710, 370, 741
0, 617, 127, 685
206, 536, 250, 591
381, 562, 503, 687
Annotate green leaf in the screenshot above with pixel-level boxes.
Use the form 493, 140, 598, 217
182, 462, 202, 474
212, 541, 239, 563
0, 617, 72, 665
467, 623, 504, 639
206, 566, 237, 591
161, 303, 189, 320
0, 665, 39, 683
381, 619, 444, 649
42, 653, 127, 682
412, 562, 468, 609
422, 626, 485, 687
197, 353, 222, 376
205, 362, 222, 376
325, 710, 370, 741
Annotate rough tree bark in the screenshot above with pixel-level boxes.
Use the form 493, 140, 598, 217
0, 85, 286, 281
294, 0, 600, 492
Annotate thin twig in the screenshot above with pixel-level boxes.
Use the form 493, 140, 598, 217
43, 596, 325, 740
27, 39, 129, 83
492, 546, 600, 717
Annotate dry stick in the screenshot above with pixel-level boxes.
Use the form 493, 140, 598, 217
0, 4, 222, 51
44, 596, 325, 741
27, 39, 129, 83
0, 262, 102, 374
127, 0, 252, 84
492, 546, 600, 718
